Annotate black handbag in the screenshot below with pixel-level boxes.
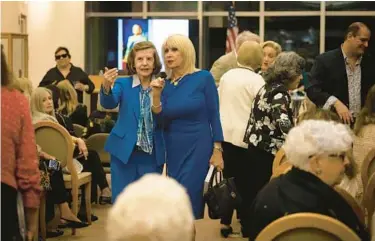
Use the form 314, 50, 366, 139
204, 168, 242, 219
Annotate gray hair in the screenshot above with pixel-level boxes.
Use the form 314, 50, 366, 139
263, 51, 305, 86
283, 120, 353, 171
107, 174, 194, 241
235, 30, 260, 50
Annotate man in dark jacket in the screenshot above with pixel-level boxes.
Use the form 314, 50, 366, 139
307, 22, 374, 125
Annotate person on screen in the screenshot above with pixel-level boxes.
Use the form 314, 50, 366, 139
123, 24, 148, 69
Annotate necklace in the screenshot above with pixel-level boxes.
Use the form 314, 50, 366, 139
171, 75, 184, 86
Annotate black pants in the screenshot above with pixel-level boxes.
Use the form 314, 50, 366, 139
78, 150, 109, 203
1, 183, 22, 241
46, 169, 69, 222
220, 142, 249, 226
241, 145, 274, 236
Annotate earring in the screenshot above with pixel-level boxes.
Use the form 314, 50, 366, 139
316, 169, 322, 175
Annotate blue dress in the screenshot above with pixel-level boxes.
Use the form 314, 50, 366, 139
155, 70, 224, 219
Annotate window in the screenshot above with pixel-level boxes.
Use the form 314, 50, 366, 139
203, 1, 259, 11
265, 17, 320, 71
326, 1, 375, 11
203, 16, 259, 69
85, 1, 142, 12
148, 2, 197, 12
325, 16, 375, 56
265, 1, 320, 11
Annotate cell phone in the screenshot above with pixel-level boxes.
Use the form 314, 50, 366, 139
48, 159, 61, 171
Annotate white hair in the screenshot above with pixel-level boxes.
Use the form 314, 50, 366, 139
283, 120, 353, 171
235, 30, 261, 50
107, 174, 194, 241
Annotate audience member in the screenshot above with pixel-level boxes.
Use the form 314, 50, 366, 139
242, 52, 305, 237
100, 41, 164, 202
57, 79, 88, 126
353, 84, 375, 201
247, 120, 369, 241
307, 22, 374, 125
39, 46, 95, 103
298, 108, 361, 200
210, 30, 260, 85
218, 41, 264, 237
31, 87, 112, 216
151, 34, 224, 219
1, 45, 41, 241
107, 174, 195, 241
260, 40, 282, 73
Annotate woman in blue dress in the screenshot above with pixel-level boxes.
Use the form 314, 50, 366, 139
151, 34, 224, 219
100, 41, 165, 202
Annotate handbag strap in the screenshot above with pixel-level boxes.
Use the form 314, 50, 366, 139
209, 167, 223, 188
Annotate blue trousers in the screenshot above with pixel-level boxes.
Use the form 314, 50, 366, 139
111, 148, 163, 202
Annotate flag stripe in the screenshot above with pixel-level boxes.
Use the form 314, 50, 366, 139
226, 5, 238, 54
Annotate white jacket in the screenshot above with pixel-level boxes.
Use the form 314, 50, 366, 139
219, 67, 265, 149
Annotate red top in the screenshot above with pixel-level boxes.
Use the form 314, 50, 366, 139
1, 87, 41, 208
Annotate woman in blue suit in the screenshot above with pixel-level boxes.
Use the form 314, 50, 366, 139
151, 35, 224, 219
100, 41, 165, 202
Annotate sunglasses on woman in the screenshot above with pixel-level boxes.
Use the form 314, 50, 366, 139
55, 53, 69, 60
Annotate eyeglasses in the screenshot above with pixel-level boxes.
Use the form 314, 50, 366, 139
55, 54, 68, 60
328, 153, 346, 161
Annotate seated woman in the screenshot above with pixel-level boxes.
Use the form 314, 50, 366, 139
353, 84, 375, 201
37, 146, 89, 236
31, 87, 112, 214
56, 79, 88, 126
247, 120, 369, 241
107, 174, 195, 241
298, 108, 361, 200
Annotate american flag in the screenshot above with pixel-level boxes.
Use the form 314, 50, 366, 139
226, 4, 239, 54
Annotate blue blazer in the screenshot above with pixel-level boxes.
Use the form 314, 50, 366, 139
100, 76, 165, 166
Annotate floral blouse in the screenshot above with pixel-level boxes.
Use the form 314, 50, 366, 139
243, 82, 294, 155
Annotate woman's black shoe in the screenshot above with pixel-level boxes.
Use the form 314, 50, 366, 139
78, 213, 99, 222
99, 196, 112, 205
60, 218, 89, 229
46, 229, 64, 238
220, 226, 233, 238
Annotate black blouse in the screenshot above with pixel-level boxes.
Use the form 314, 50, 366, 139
243, 82, 294, 155
39, 64, 95, 103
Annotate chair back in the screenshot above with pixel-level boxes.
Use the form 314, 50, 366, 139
73, 123, 85, 138
362, 148, 375, 189
34, 121, 75, 175
364, 173, 375, 231
273, 148, 288, 174
255, 213, 361, 241
85, 133, 110, 164
334, 187, 365, 225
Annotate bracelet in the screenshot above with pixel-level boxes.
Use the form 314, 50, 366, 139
152, 103, 162, 108
214, 146, 223, 152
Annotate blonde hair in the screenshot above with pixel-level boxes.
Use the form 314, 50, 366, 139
31, 87, 57, 124
262, 41, 282, 56
14, 77, 33, 100
162, 34, 197, 78
107, 174, 194, 241
237, 41, 263, 70
56, 80, 78, 116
